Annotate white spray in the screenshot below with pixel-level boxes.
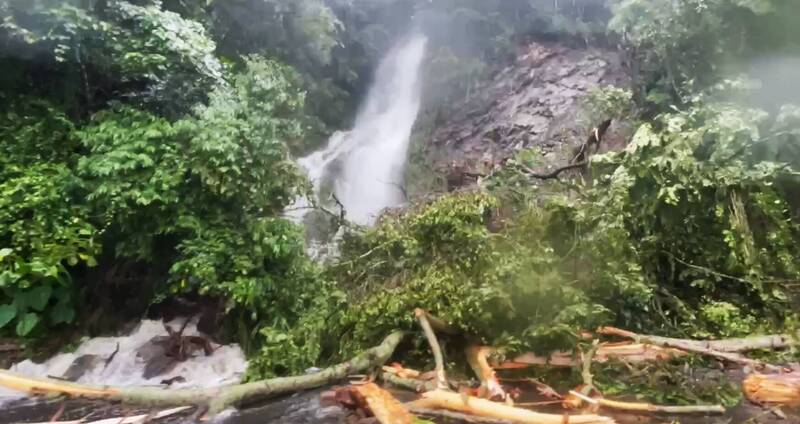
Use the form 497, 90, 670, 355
293, 34, 428, 227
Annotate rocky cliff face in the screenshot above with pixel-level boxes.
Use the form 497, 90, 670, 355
425, 41, 630, 177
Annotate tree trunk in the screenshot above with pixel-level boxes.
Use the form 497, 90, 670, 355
0, 331, 406, 416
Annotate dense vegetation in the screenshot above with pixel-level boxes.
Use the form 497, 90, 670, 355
1, 0, 800, 391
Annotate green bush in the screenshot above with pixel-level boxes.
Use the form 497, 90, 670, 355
0, 164, 99, 336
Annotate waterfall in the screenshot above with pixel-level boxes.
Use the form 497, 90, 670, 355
292, 34, 428, 228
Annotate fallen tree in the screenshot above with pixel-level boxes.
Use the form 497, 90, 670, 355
0, 331, 406, 416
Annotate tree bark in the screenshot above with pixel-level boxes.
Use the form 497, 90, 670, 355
598, 327, 796, 353
466, 346, 507, 400
416, 390, 615, 424
381, 372, 438, 393
597, 327, 784, 372
567, 390, 725, 414
0, 331, 406, 416
415, 308, 449, 390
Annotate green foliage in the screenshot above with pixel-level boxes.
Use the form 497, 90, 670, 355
0, 164, 99, 336
187, 56, 307, 209
593, 359, 743, 406
73, 57, 318, 355
1, 0, 224, 116
0, 0, 319, 349
580, 86, 634, 125
76, 108, 190, 258
328, 192, 610, 358
0, 99, 77, 171
609, 0, 800, 109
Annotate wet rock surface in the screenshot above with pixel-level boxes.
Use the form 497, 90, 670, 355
428, 41, 629, 171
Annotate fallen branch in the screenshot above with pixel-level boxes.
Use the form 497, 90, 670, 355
466, 346, 507, 400
415, 308, 449, 390
0, 331, 406, 416
743, 372, 800, 406
568, 391, 725, 415
420, 310, 460, 335
580, 340, 600, 390
598, 327, 784, 372
500, 342, 686, 369
416, 390, 615, 424
499, 378, 562, 400
598, 327, 796, 353
522, 162, 588, 180
408, 406, 513, 424
381, 372, 438, 393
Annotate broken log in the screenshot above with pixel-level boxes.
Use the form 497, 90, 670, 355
743, 372, 800, 406
415, 308, 449, 390
466, 346, 507, 400
499, 342, 686, 369
416, 390, 616, 424
0, 331, 406, 416
598, 327, 796, 353
567, 390, 725, 415
351, 382, 416, 424
597, 327, 783, 372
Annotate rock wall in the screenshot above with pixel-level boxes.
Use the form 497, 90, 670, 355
426, 41, 630, 176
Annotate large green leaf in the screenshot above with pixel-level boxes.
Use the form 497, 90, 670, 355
16, 312, 39, 336
24, 285, 53, 312
0, 304, 17, 328
50, 301, 75, 325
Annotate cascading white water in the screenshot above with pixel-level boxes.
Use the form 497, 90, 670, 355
293, 34, 428, 227
0, 319, 246, 405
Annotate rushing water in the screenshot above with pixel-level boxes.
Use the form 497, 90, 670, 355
290, 34, 428, 227
0, 319, 246, 406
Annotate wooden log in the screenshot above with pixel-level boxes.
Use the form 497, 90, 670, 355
567, 390, 725, 414
381, 372, 438, 393
417, 390, 616, 424
743, 372, 800, 406
0, 331, 406, 416
598, 327, 796, 353
352, 382, 416, 424
499, 342, 686, 369
415, 308, 449, 390
597, 327, 783, 372
466, 346, 507, 400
